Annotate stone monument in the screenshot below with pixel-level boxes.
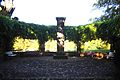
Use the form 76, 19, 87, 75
0, 0, 15, 17
53, 17, 68, 59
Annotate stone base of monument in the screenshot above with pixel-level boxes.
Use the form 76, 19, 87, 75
53, 52, 68, 59
53, 55, 68, 59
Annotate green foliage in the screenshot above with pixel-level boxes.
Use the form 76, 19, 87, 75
94, 0, 120, 41
31, 24, 48, 43
48, 25, 57, 40
77, 23, 97, 42
95, 15, 120, 42
0, 16, 36, 39
64, 26, 77, 42
0, 16, 40, 51
63, 24, 97, 52
94, 0, 120, 20
95, 0, 120, 53
64, 24, 97, 43
1, 15, 109, 53
83, 38, 110, 51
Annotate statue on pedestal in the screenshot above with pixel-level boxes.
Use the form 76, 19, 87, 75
0, 0, 15, 17
53, 17, 68, 59
56, 17, 66, 54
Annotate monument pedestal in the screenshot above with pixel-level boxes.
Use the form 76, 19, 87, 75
53, 52, 68, 59
53, 55, 68, 59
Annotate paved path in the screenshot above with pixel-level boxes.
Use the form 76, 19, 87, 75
0, 56, 116, 79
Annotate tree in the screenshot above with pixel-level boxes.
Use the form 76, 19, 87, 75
0, 16, 16, 51
64, 24, 96, 53
94, 0, 120, 39
31, 24, 49, 53
94, 0, 120, 51
94, 0, 120, 78
64, 26, 81, 53
0, 16, 36, 52
94, 0, 120, 20
47, 25, 57, 40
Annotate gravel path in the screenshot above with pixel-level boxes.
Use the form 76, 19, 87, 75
0, 56, 116, 79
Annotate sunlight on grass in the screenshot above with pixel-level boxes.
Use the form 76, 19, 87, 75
64, 40, 77, 52
13, 37, 39, 51
13, 37, 110, 52
45, 40, 77, 52
45, 40, 57, 52
82, 38, 110, 52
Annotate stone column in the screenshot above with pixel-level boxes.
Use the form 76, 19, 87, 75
53, 17, 68, 59
56, 17, 66, 54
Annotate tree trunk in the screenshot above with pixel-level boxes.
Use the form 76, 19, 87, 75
3, 36, 13, 52
113, 37, 120, 79
0, 37, 5, 52
109, 36, 116, 52
77, 41, 81, 53
39, 42, 45, 54
110, 43, 114, 52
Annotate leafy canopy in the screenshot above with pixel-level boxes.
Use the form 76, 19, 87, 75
94, 0, 120, 20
